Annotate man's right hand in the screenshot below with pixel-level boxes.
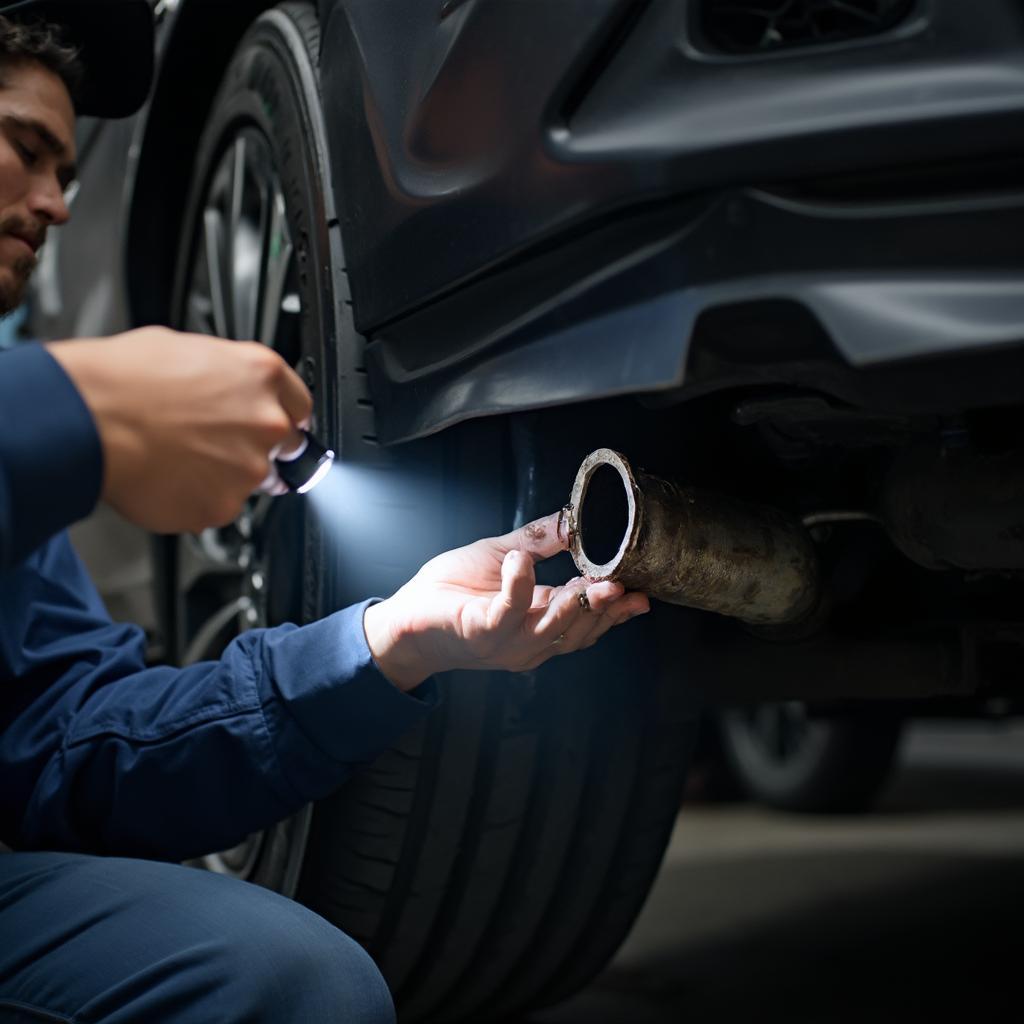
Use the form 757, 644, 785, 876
47, 327, 313, 534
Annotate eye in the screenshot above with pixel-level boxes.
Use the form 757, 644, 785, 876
15, 140, 38, 167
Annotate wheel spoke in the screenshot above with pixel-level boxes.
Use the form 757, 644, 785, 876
258, 182, 295, 345
230, 136, 266, 341
182, 595, 251, 665
202, 207, 230, 338
229, 136, 246, 259
178, 524, 249, 592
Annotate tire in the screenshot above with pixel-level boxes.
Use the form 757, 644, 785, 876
717, 702, 904, 813
169, 5, 699, 1020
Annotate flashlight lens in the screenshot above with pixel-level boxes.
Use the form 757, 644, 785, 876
296, 452, 335, 494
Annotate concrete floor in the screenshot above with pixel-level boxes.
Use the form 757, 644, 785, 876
529, 721, 1024, 1023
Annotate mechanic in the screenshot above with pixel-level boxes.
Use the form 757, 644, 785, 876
0, 3, 649, 1022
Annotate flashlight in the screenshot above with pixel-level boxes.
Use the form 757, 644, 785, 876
273, 429, 335, 494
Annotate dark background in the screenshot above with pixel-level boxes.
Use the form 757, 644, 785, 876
528, 721, 1024, 1023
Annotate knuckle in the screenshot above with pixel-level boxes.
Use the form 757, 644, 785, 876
255, 345, 286, 381
260, 408, 292, 441
244, 455, 270, 488
294, 378, 314, 416
238, 342, 277, 376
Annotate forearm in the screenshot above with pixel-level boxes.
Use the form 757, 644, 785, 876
0, 343, 102, 568
4, 589, 436, 861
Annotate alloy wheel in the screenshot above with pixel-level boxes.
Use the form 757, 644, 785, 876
176, 124, 311, 886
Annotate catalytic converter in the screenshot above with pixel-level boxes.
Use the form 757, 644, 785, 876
565, 449, 819, 626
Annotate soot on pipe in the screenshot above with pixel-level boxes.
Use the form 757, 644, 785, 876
565, 449, 819, 626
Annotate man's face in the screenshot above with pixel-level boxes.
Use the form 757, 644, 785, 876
0, 59, 75, 315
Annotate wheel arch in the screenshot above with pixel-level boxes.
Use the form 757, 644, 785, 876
125, 0, 279, 327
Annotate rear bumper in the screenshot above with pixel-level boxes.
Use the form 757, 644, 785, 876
367, 181, 1024, 444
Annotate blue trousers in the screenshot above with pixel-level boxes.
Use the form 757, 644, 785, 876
0, 852, 395, 1023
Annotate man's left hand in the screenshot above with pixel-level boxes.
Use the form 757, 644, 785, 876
362, 512, 650, 691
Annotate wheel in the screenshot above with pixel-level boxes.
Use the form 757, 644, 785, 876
168, 5, 699, 1019
716, 702, 904, 813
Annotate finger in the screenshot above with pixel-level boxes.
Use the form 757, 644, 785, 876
595, 593, 651, 629
548, 600, 604, 653
529, 584, 559, 611
532, 579, 589, 642
546, 592, 650, 660
528, 581, 606, 610
619, 593, 652, 618
531, 578, 622, 620
587, 594, 649, 641
487, 549, 535, 632
582, 579, 624, 613
561, 586, 634, 647
275, 360, 314, 427
569, 610, 625, 653
491, 511, 568, 563
569, 588, 650, 643
256, 465, 290, 496
275, 426, 308, 460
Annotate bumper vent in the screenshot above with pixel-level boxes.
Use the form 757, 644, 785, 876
701, 0, 916, 54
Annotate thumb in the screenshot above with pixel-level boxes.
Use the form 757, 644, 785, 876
487, 549, 535, 632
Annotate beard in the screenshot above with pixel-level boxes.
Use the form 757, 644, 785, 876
0, 214, 41, 316
0, 252, 36, 316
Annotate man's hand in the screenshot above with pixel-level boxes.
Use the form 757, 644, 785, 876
47, 328, 312, 533
363, 512, 651, 690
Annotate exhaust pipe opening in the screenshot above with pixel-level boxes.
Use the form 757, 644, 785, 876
568, 448, 820, 626
579, 462, 632, 568
569, 449, 640, 580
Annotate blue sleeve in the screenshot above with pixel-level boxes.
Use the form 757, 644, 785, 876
0, 344, 103, 570
0, 535, 437, 861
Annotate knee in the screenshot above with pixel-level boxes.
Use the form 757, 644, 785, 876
311, 927, 396, 1024
214, 886, 395, 1024
0, 855, 392, 1024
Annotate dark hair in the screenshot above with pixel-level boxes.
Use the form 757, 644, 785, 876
0, 15, 82, 101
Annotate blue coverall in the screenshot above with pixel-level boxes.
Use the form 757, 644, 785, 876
0, 343, 436, 1023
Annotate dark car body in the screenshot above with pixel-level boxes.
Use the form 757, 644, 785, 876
37, 0, 1024, 446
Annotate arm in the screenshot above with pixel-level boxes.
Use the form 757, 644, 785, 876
1, 518, 644, 860
46, 328, 312, 533
0, 343, 103, 570
0, 329, 312, 569
0, 535, 434, 861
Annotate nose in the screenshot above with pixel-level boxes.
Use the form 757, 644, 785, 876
27, 176, 70, 227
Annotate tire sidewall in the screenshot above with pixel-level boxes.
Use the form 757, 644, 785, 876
168, 3, 337, 891
172, 5, 339, 630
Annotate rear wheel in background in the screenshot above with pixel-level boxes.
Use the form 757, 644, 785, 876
716, 702, 904, 813
167, 4, 699, 1020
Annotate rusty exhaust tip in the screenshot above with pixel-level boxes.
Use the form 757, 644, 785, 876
568, 448, 641, 580
568, 448, 820, 626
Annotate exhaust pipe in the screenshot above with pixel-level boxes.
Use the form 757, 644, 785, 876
879, 445, 1024, 571
565, 449, 819, 626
